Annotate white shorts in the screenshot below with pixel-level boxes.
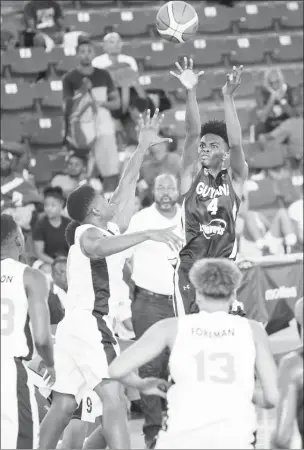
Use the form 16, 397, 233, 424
155, 424, 255, 449
1, 358, 39, 449
51, 311, 120, 404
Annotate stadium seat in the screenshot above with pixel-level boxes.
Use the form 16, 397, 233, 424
144, 41, 184, 70
65, 11, 107, 38
2, 48, 50, 79
271, 34, 303, 63
138, 73, 181, 93
185, 38, 229, 68
281, 68, 303, 87
229, 37, 266, 65
79, 0, 116, 7
49, 47, 78, 75
162, 108, 186, 138
106, 9, 155, 37
35, 80, 64, 113
243, 142, 285, 170
247, 178, 278, 210
29, 149, 67, 186
196, 4, 239, 34
237, 4, 276, 32
0, 116, 26, 142
279, 1, 303, 29
26, 117, 64, 147
1, 81, 35, 113
201, 107, 250, 134
213, 70, 256, 98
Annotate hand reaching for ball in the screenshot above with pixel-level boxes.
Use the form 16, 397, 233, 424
170, 57, 204, 91
222, 65, 243, 96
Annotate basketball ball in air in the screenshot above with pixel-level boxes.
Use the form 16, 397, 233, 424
156, 1, 199, 43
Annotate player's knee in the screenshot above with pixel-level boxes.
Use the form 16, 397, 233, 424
52, 392, 78, 418
97, 380, 127, 412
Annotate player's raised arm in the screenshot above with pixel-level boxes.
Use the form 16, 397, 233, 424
109, 318, 175, 383
80, 225, 183, 259
24, 267, 55, 383
170, 57, 204, 195
109, 109, 172, 232
222, 65, 248, 181
250, 320, 279, 409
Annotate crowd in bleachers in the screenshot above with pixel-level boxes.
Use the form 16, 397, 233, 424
0, 0, 303, 267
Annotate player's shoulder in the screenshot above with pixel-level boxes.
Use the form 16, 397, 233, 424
248, 319, 267, 341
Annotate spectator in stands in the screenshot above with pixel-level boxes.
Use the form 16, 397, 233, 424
33, 186, 70, 264
259, 111, 303, 169
51, 149, 103, 198
288, 197, 303, 253
255, 68, 298, 137
93, 32, 138, 73
23, 0, 65, 47
138, 133, 180, 205
63, 34, 120, 198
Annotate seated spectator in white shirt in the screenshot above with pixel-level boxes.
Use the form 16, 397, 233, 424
93, 32, 138, 73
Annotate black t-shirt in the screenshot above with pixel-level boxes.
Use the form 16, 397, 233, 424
62, 67, 115, 100
33, 215, 70, 258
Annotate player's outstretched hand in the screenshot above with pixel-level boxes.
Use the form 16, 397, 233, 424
170, 57, 204, 91
222, 65, 243, 96
139, 377, 170, 399
146, 226, 183, 253
138, 108, 173, 147
43, 365, 56, 387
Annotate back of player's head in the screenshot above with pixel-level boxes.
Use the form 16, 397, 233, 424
200, 120, 229, 145
67, 184, 96, 223
1, 213, 18, 248
189, 258, 242, 300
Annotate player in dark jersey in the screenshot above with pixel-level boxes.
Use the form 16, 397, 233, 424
170, 58, 248, 315
272, 297, 303, 449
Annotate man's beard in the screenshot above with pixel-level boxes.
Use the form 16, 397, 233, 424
156, 196, 176, 210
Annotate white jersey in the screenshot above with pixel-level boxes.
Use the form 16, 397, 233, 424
166, 311, 257, 435
64, 223, 124, 341
1, 258, 32, 359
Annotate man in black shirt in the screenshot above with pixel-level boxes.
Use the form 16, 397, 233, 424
63, 35, 120, 198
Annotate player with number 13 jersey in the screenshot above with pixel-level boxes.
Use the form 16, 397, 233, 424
169, 58, 248, 315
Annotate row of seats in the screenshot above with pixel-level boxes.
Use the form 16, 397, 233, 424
1, 64, 302, 115
62, 1, 303, 38
1, 33, 302, 80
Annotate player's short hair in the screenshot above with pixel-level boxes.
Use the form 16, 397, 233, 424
1, 213, 18, 247
200, 120, 229, 145
67, 184, 96, 223
189, 258, 242, 300
43, 185, 66, 204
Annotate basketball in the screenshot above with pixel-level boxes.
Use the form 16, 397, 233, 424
156, 1, 199, 44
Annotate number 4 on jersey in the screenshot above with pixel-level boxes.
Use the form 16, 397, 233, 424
207, 198, 218, 215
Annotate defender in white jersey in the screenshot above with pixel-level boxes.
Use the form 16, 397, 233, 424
39, 109, 183, 450
109, 258, 279, 449
1, 214, 54, 449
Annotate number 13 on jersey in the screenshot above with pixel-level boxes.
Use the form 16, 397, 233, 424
195, 351, 236, 383
207, 198, 218, 215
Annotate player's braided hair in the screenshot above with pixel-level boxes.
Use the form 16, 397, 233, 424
189, 258, 242, 300
65, 184, 96, 246
1, 213, 18, 246
200, 120, 229, 145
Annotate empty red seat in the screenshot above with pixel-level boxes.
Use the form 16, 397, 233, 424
281, 68, 303, 87
271, 34, 303, 63
49, 47, 78, 74
185, 38, 228, 68
0, 116, 26, 142
213, 70, 256, 98
144, 41, 183, 70
26, 116, 64, 147
162, 108, 186, 138
247, 178, 278, 210
229, 37, 266, 65
279, 1, 303, 29
196, 4, 238, 34
35, 80, 64, 112
30, 149, 67, 186
65, 11, 106, 38
237, 4, 276, 32
138, 73, 181, 93
3, 48, 49, 78
1, 81, 35, 112
107, 9, 155, 37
